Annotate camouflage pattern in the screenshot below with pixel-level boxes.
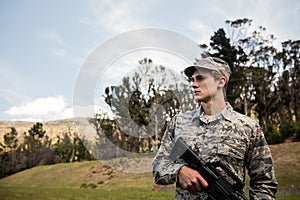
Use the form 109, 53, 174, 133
184, 57, 232, 81
152, 103, 278, 200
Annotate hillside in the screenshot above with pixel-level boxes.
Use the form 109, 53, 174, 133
0, 160, 137, 188
0, 119, 77, 142
0, 159, 168, 200
0, 119, 299, 198
0, 142, 299, 191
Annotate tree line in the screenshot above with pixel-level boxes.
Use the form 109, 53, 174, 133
97, 18, 299, 157
0, 122, 93, 178
202, 18, 300, 144
1, 18, 299, 177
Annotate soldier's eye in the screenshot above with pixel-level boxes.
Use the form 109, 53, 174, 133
189, 75, 204, 83
195, 76, 204, 82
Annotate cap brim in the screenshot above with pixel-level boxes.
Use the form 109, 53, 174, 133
184, 65, 215, 77
184, 66, 196, 77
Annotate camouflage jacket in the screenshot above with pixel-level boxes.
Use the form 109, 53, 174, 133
152, 103, 278, 200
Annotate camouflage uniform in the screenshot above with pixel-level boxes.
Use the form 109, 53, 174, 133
152, 103, 278, 200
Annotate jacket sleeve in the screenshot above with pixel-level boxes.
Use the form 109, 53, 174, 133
152, 116, 186, 185
246, 124, 278, 200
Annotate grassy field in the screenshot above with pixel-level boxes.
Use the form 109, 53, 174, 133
0, 142, 299, 200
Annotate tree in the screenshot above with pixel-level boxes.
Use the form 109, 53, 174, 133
72, 134, 94, 162
0, 127, 21, 178
276, 70, 293, 120
248, 66, 277, 131
0, 127, 18, 152
281, 40, 300, 122
201, 18, 300, 143
202, 27, 248, 113
21, 122, 57, 168
53, 133, 74, 163
101, 58, 195, 154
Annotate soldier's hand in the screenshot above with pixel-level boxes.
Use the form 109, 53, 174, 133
177, 165, 209, 192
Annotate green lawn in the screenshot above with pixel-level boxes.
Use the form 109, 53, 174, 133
0, 186, 174, 200
0, 161, 174, 200
0, 142, 299, 200
0, 186, 299, 200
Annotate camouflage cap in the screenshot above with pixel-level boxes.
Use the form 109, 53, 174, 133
184, 57, 231, 81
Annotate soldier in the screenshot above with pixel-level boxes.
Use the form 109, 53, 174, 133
152, 57, 278, 199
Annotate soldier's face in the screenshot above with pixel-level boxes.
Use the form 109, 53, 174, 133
190, 70, 219, 103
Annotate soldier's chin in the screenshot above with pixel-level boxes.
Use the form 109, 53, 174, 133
194, 98, 202, 103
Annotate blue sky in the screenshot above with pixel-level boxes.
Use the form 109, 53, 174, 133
1, 0, 299, 122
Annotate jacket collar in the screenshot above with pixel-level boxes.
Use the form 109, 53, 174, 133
192, 102, 233, 123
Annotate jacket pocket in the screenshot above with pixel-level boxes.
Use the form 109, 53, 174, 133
217, 135, 246, 160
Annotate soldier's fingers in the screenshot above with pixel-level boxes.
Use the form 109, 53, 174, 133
193, 181, 202, 191
197, 174, 209, 189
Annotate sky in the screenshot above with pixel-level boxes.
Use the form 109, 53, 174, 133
1, 0, 299, 122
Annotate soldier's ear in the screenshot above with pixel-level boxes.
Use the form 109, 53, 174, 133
218, 76, 226, 87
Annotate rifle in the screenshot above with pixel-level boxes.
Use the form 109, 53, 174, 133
170, 137, 247, 200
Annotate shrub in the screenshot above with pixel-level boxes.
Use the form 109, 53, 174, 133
265, 124, 282, 144
80, 183, 88, 188
88, 183, 97, 188
280, 120, 300, 141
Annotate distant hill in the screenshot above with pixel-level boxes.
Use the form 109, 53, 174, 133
0, 118, 77, 142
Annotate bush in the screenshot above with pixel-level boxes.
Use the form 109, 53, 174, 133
80, 183, 97, 189
280, 120, 300, 141
265, 124, 282, 144
80, 183, 88, 188
88, 183, 97, 188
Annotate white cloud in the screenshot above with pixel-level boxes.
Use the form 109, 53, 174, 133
60, 107, 74, 119
38, 31, 64, 45
81, 0, 157, 33
13, 117, 44, 122
4, 96, 114, 122
4, 96, 73, 121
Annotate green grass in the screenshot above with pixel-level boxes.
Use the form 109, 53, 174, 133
0, 142, 299, 200
0, 187, 298, 200
275, 195, 300, 200
0, 160, 174, 200
0, 186, 174, 200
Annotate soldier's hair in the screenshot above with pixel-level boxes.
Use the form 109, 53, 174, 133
211, 70, 228, 100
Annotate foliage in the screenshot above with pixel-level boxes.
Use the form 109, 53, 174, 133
99, 58, 196, 155
203, 28, 248, 113
200, 18, 300, 144
95, 18, 300, 148
0, 122, 94, 179
0, 127, 18, 152
87, 183, 97, 188
265, 124, 282, 144
280, 120, 300, 142
80, 183, 97, 189
80, 183, 88, 188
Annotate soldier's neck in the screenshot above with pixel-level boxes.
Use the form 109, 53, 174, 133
201, 100, 226, 116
